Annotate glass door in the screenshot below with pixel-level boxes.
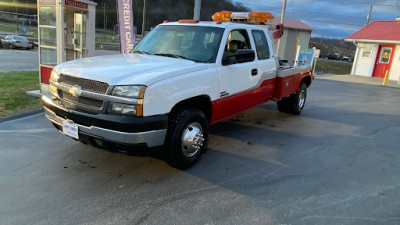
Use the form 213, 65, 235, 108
373, 45, 395, 78
73, 12, 87, 59
74, 12, 82, 59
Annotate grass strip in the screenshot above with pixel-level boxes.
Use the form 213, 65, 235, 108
0, 71, 42, 118
314, 59, 352, 75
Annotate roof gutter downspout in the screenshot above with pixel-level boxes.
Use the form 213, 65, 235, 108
350, 41, 359, 75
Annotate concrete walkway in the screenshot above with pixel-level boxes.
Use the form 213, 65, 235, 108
316, 74, 400, 89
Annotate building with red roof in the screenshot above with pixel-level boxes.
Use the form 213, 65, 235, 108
268, 17, 314, 66
345, 19, 400, 81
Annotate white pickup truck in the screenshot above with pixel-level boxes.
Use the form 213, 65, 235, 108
42, 12, 314, 168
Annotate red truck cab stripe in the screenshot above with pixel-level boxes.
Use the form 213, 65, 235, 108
210, 78, 275, 124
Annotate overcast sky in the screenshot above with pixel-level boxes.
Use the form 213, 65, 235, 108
232, 0, 400, 39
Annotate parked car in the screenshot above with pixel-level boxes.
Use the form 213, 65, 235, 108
341, 55, 351, 62
0, 37, 2, 48
323, 53, 340, 60
2, 35, 33, 50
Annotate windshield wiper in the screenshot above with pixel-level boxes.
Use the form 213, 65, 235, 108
154, 53, 188, 60
131, 50, 150, 55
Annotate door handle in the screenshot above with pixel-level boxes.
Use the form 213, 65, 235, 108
251, 69, 258, 76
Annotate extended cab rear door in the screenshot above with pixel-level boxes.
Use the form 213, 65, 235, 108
251, 28, 277, 100
212, 27, 268, 122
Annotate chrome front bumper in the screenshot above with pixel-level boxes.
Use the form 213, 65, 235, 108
44, 107, 167, 148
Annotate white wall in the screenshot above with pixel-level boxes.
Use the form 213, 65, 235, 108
273, 28, 311, 66
274, 29, 288, 58
353, 43, 378, 77
389, 45, 400, 81
284, 29, 298, 64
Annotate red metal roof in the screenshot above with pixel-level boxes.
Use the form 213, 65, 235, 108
346, 20, 400, 42
268, 17, 313, 31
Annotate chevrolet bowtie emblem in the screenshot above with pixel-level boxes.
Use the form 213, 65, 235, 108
69, 85, 82, 97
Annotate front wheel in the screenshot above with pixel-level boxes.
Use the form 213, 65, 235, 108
165, 108, 209, 169
277, 83, 307, 115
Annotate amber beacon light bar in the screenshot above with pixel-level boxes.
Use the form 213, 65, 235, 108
212, 11, 274, 24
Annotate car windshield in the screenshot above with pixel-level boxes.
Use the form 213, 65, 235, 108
134, 25, 224, 63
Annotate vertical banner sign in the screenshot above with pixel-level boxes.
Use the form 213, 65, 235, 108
117, 0, 135, 53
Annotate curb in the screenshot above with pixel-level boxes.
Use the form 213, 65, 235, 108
0, 108, 44, 123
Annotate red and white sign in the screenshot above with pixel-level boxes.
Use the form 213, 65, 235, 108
65, 0, 88, 9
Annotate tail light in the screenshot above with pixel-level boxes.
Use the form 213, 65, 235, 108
16, 41, 21, 43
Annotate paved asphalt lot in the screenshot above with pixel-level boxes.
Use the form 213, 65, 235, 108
0, 48, 39, 72
0, 48, 118, 72
1, 74, 400, 225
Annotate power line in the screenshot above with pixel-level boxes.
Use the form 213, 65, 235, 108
242, 2, 367, 20
297, 17, 364, 27
333, 0, 399, 7
242, 2, 394, 28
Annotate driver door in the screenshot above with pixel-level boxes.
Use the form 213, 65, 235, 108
213, 29, 261, 121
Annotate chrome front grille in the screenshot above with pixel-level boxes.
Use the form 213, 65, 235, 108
59, 74, 109, 94
59, 91, 104, 109
56, 74, 110, 111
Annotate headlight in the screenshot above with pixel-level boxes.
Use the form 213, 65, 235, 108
112, 85, 146, 98
108, 103, 143, 116
50, 70, 60, 82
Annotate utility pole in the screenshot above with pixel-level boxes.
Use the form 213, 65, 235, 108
14, 0, 19, 34
194, 0, 201, 21
365, 5, 372, 26
276, 0, 287, 58
142, 0, 147, 37
320, 30, 324, 44
103, 2, 106, 41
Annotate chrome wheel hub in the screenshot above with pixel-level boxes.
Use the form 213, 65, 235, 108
298, 89, 306, 108
181, 122, 205, 158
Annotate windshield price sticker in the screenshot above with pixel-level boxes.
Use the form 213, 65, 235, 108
62, 120, 79, 139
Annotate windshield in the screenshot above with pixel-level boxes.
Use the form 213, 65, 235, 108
134, 25, 224, 63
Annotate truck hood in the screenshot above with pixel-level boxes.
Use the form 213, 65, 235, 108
54, 54, 209, 86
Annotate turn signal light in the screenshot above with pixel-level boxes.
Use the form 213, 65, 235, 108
178, 20, 199, 23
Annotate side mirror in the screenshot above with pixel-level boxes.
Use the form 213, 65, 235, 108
223, 49, 255, 66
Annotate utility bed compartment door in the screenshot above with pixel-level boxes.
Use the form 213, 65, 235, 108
276, 76, 297, 99
274, 65, 312, 99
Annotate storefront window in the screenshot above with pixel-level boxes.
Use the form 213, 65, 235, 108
39, 7, 56, 26
40, 27, 57, 46
40, 48, 57, 65
379, 48, 392, 63
362, 45, 373, 58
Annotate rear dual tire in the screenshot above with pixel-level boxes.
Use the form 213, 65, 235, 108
277, 83, 307, 115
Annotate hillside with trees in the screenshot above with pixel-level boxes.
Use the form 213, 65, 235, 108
0, 0, 248, 33
309, 37, 356, 58
96, 0, 249, 34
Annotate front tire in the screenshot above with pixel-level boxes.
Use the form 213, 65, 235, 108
277, 83, 307, 115
165, 108, 209, 169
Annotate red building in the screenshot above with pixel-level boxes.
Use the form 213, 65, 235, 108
345, 18, 400, 81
